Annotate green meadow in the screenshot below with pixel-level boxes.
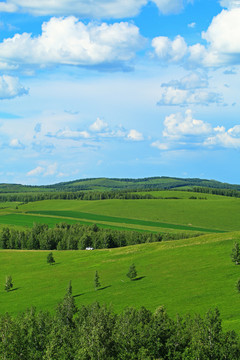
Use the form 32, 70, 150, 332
1, 232, 240, 332
1, 190, 240, 333
3, 192, 238, 233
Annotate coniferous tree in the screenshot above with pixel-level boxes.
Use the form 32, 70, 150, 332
94, 271, 101, 290
5, 275, 13, 292
47, 252, 55, 265
127, 263, 137, 281
231, 242, 240, 265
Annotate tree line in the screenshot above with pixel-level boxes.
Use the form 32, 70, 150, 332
191, 187, 240, 198
0, 288, 239, 359
0, 223, 199, 250
0, 190, 158, 203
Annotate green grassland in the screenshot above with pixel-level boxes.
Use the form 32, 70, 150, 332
17, 195, 240, 232
0, 191, 239, 234
1, 232, 240, 332
1, 189, 240, 333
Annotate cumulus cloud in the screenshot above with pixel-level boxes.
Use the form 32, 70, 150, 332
152, 35, 188, 63
89, 118, 108, 132
0, 17, 144, 69
158, 87, 222, 106
151, 109, 240, 151
152, 7, 240, 68
127, 129, 144, 141
0, 0, 192, 17
158, 72, 222, 106
162, 72, 208, 90
0, 75, 28, 99
204, 124, 240, 148
163, 109, 211, 139
9, 138, 25, 149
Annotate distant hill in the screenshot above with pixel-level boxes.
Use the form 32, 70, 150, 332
0, 176, 240, 193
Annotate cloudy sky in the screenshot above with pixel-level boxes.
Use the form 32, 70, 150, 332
0, 0, 239, 185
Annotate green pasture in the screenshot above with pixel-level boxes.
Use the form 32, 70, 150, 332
16, 197, 240, 232
1, 232, 240, 332
0, 213, 180, 233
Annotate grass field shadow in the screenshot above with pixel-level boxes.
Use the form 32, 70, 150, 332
133, 276, 145, 281
11, 287, 20, 292
73, 293, 85, 298
98, 285, 112, 291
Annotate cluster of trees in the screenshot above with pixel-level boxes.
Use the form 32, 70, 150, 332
192, 187, 240, 198
0, 190, 158, 203
0, 223, 199, 251
0, 288, 239, 359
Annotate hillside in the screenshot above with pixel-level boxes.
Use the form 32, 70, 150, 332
1, 232, 240, 332
1, 176, 240, 193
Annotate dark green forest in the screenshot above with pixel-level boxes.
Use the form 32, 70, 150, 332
0, 223, 198, 250
1, 287, 239, 360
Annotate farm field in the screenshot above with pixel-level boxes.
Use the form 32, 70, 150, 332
0, 193, 238, 233
1, 231, 240, 332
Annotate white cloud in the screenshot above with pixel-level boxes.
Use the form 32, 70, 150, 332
158, 87, 222, 106
158, 72, 222, 106
220, 0, 240, 9
44, 163, 58, 176
49, 128, 91, 140
0, 2, 17, 12
152, 8, 240, 68
163, 109, 211, 139
188, 22, 196, 28
204, 125, 240, 148
27, 166, 44, 176
127, 129, 144, 141
0, 17, 144, 69
9, 138, 25, 149
27, 163, 58, 177
151, 140, 169, 150
152, 35, 188, 63
161, 72, 208, 90
0, 75, 28, 99
89, 118, 108, 132
0, 0, 192, 17
200, 8, 240, 66
152, 0, 187, 14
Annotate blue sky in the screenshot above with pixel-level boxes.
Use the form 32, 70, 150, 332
0, 0, 239, 185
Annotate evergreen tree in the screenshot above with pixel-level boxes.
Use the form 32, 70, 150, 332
47, 252, 55, 265
231, 242, 240, 265
94, 271, 101, 290
56, 281, 77, 326
5, 275, 13, 292
127, 263, 137, 280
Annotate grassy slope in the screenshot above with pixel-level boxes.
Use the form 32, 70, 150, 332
1, 232, 240, 332
16, 195, 240, 232
1, 176, 240, 192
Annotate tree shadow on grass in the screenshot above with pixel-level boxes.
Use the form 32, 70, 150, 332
73, 293, 85, 298
98, 285, 112, 291
133, 276, 145, 281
